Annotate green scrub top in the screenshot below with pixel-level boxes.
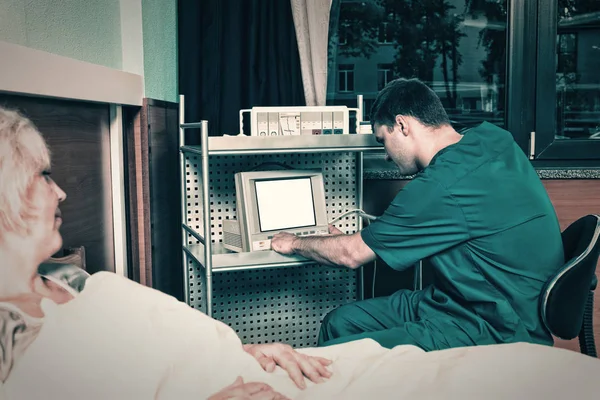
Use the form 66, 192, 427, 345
361, 122, 564, 349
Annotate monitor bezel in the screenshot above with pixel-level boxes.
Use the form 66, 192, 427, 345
234, 169, 329, 252
253, 176, 317, 233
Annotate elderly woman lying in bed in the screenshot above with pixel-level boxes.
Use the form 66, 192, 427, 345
0, 107, 333, 399
2, 107, 600, 400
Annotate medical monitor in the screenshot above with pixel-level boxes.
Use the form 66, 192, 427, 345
223, 170, 329, 252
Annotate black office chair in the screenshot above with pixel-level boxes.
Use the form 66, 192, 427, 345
540, 214, 600, 357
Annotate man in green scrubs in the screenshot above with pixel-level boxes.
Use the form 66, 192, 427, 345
270, 78, 564, 351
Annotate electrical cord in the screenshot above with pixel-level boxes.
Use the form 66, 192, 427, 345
328, 208, 377, 225
372, 259, 377, 298
248, 162, 294, 171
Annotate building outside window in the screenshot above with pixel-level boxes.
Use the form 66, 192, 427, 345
377, 64, 394, 90
338, 64, 355, 93
328, 0, 508, 132
555, 4, 600, 141
339, 20, 350, 46
327, 0, 600, 160
378, 14, 394, 44
557, 33, 578, 75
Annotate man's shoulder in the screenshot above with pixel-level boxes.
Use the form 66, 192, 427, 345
468, 121, 512, 135
424, 122, 523, 188
390, 171, 455, 210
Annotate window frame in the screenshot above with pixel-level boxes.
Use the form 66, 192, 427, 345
338, 64, 355, 93
505, 0, 538, 154
556, 33, 578, 76
531, 0, 600, 161
377, 63, 393, 91
339, 20, 350, 46
378, 19, 393, 44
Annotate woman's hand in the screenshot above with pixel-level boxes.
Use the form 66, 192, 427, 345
208, 376, 290, 400
243, 343, 332, 389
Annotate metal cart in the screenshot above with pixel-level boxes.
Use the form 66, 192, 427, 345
178, 96, 383, 347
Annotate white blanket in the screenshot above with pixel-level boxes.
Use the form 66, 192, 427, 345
2, 272, 599, 399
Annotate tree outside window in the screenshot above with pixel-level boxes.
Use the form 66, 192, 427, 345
328, 0, 507, 130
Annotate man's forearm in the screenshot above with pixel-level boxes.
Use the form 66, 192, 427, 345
292, 233, 374, 269
292, 235, 345, 267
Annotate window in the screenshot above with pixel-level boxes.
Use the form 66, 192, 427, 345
327, 0, 599, 162
378, 14, 394, 44
555, 5, 599, 141
339, 20, 350, 46
557, 33, 577, 75
338, 64, 354, 92
377, 64, 394, 90
535, 0, 600, 159
556, 33, 579, 138
328, 0, 507, 133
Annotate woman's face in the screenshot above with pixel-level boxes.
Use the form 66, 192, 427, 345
27, 170, 67, 260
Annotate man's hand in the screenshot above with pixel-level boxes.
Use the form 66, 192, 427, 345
208, 376, 290, 400
270, 232, 298, 255
243, 343, 332, 389
328, 224, 343, 235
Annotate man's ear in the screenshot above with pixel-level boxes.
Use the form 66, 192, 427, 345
395, 115, 409, 136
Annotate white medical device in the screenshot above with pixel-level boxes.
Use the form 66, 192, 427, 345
239, 101, 365, 136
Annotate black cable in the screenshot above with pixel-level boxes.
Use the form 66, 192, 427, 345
248, 162, 294, 171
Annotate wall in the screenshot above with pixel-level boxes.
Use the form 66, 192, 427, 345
0, 0, 123, 70
142, 0, 178, 103
542, 179, 600, 355
0, 0, 179, 103
0, 93, 116, 274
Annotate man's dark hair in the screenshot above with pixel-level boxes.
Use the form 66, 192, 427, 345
370, 78, 450, 130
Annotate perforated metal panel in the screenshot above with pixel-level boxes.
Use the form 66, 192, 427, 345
184, 152, 361, 347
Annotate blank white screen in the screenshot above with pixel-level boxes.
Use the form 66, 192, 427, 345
254, 178, 316, 231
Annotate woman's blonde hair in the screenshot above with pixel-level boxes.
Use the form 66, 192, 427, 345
0, 107, 51, 234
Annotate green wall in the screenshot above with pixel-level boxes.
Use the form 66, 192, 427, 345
0, 0, 179, 103
0, 0, 123, 70
142, 0, 178, 103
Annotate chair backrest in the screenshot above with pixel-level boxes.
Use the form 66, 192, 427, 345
540, 214, 600, 340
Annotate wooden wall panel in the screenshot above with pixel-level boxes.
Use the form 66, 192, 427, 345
147, 100, 182, 300
0, 94, 115, 273
542, 179, 600, 355
125, 104, 152, 286
126, 99, 182, 300
0, 93, 114, 274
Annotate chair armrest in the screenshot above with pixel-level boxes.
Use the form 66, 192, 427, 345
591, 275, 598, 291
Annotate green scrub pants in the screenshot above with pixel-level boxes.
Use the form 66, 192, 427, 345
317, 289, 484, 351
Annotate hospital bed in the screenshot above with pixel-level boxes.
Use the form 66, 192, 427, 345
2, 216, 599, 399
2, 271, 599, 400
